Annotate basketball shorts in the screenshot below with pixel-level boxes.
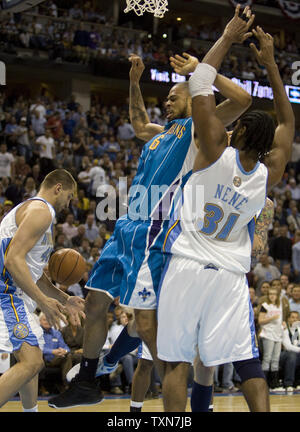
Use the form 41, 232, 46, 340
0, 291, 44, 353
157, 256, 259, 367
137, 342, 153, 362
85, 217, 167, 310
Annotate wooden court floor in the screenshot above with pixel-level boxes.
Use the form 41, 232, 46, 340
1, 393, 300, 412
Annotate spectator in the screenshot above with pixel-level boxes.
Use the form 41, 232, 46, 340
39, 312, 72, 394
270, 225, 292, 270
61, 317, 84, 371
5, 176, 25, 205
77, 188, 90, 213
24, 176, 37, 198
36, 128, 56, 176
71, 224, 86, 247
279, 311, 300, 391
14, 156, 31, 180
117, 117, 135, 141
253, 253, 281, 295
14, 117, 31, 162
79, 238, 91, 260
84, 213, 99, 243
69, 197, 85, 223
214, 363, 239, 393
30, 98, 46, 120
287, 207, 300, 230
62, 213, 78, 241
280, 274, 290, 298
287, 178, 300, 201
54, 232, 71, 250
89, 162, 107, 196
258, 286, 284, 391
289, 285, 300, 315
292, 230, 300, 283
46, 111, 64, 141
0, 143, 15, 180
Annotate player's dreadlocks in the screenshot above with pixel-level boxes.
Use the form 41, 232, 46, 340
239, 110, 275, 161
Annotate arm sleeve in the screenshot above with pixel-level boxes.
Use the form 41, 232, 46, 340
282, 329, 300, 353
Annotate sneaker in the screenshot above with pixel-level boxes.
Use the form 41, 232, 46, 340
66, 363, 80, 382
214, 386, 223, 393
110, 386, 124, 395
96, 357, 119, 377
295, 385, 300, 391
271, 386, 285, 392
222, 386, 239, 393
286, 386, 294, 392
48, 377, 103, 409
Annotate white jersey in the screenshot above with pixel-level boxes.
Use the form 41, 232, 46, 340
164, 147, 268, 274
0, 197, 55, 312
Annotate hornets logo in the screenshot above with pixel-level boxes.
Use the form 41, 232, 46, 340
13, 323, 29, 339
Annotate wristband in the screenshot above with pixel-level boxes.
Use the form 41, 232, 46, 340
189, 63, 217, 98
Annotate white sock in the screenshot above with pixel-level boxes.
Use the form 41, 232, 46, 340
23, 405, 38, 412
209, 404, 214, 410
130, 401, 143, 408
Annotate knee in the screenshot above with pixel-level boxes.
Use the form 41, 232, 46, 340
85, 292, 111, 320
25, 356, 44, 376
193, 358, 214, 386
287, 351, 297, 362
137, 359, 153, 375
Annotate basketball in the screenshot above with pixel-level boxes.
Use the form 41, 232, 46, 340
48, 248, 87, 286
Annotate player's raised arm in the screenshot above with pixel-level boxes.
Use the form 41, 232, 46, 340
170, 53, 252, 127
250, 27, 295, 189
4, 201, 68, 329
188, 5, 255, 165
252, 198, 274, 259
129, 54, 164, 142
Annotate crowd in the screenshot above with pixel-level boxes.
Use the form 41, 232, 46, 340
0, 0, 298, 85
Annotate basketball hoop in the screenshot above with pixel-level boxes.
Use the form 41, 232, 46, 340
124, 0, 168, 18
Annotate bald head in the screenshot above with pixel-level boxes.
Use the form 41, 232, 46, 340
172, 82, 190, 96
166, 82, 192, 121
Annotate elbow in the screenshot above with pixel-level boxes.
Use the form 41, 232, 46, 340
4, 255, 15, 274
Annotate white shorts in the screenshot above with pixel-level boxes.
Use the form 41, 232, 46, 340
0, 293, 44, 353
137, 342, 153, 361
157, 256, 258, 367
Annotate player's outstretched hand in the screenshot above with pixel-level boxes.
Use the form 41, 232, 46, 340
129, 53, 145, 83
169, 53, 199, 76
250, 26, 275, 67
224, 4, 255, 44
39, 296, 68, 330
64, 296, 86, 327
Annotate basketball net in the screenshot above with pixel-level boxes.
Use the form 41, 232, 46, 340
124, 0, 168, 18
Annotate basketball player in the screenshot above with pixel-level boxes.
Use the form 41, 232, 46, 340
156, 9, 295, 412
48, 41, 254, 408
0, 169, 85, 411
130, 197, 274, 413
